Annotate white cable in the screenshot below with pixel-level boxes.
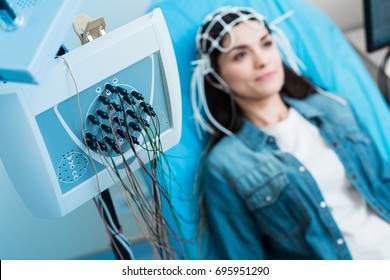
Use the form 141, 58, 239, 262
97, 198, 136, 260
191, 57, 234, 137
316, 87, 348, 105
270, 9, 295, 26
190, 64, 215, 138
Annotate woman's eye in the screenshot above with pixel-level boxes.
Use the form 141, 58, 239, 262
233, 51, 246, 60
263, 40, 273, 48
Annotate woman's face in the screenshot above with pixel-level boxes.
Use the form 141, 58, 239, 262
216, 21, 284, 101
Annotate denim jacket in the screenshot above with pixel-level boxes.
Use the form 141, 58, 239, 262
204, 92, 390, 260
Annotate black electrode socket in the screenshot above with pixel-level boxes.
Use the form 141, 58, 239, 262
116, 129, 126, 139
97, 141, 108, 152
101, 124, 112, 134
116, 86, 129, 96
129, 121, 141, 132
123, 95, 136, 105
88, 114, 100, 125
131, 90, 144, 100
111, 103, 122, 112
85, 132, 97, 142
105, 84, 118, 93
98, 95, 110, 105
126, 109, 137, 118
86, 139, 98, 151
113, 116, 125, 126
96, 109, 109, 120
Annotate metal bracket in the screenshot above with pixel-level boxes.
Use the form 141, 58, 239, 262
72, 13, 106, 45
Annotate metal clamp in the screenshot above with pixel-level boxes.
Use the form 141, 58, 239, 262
72, 13, 106, 45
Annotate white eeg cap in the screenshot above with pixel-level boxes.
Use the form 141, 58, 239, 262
191, 6, 305, 138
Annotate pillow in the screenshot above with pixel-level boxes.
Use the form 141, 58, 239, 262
147, 0, 390, 259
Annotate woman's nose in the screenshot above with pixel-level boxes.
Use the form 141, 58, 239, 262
253, 50, 267, 68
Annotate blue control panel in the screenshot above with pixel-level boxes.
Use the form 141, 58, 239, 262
36, 52, 171, 194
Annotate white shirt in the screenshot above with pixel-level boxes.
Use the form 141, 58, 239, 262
262, 107, 390, 259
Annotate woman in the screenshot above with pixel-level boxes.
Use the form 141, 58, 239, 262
191, 6, 390, 259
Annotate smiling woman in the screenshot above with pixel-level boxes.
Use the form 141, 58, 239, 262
191, 6, 390, 260
192, 7, 316, 142
216, 22, 287, 128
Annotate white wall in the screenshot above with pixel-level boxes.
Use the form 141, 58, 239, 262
63, 0, 152, 51
308, 0, 364, 31
0, 159, 108, 259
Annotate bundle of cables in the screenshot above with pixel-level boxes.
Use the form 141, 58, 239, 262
58, 56, 190, 260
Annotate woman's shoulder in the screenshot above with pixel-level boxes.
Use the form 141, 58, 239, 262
310, 90, 349, 109
207, 135, 241, 166
308, 90, 362, 129
300, 90, 355, 119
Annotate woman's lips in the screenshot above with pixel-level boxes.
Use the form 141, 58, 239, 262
256, 71, 275, 81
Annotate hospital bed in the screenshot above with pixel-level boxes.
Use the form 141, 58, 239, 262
147, 0, 390, 259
